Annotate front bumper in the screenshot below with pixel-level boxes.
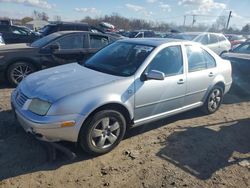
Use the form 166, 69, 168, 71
11, 90, 86, 142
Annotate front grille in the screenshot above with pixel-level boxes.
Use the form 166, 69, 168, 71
16, 91, 28, 107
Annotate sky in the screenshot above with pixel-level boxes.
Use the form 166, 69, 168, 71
0, 0, 250, 28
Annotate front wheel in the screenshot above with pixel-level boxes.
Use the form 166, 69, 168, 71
7, 62, 36, 86
202, 86, 223, 114
79, 110, 126, 155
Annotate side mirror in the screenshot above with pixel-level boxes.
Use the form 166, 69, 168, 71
49, 44, 59, 51
144, 70, 165, 81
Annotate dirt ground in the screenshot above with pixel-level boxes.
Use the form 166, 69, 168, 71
0, 80, 249, 188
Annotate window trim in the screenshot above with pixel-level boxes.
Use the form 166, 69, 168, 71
208, 34, 219, 44
185, 45, 217, 73
44, 33, 85, 50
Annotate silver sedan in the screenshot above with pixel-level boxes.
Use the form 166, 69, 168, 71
11, 38, 232, 155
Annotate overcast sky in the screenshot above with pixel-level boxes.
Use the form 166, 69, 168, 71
0, 0, 249, 28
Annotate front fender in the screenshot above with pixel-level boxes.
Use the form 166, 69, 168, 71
47, 78, 135, 120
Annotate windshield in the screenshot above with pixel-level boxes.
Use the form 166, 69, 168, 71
30, 32, 61, 48
84, 42, 154, 76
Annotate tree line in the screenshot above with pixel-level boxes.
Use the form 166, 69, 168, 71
1, 10, 250, 34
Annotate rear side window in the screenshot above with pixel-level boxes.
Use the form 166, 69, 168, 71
203, 50, 216, 68
89, 35, 109, 48
194, 34, 208, 45
218, 35, 226, 42
208, 34, 218, 44
51, 34, 84, 49
186, 45, 216, 72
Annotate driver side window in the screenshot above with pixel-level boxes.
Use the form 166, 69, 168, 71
147, 45, 183, 77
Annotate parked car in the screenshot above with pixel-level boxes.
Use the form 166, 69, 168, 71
0, 31, 119, 86
39, 22, 104, 36
0, 19, 12, 26
221, 41, 250, 75
11, 38, 232, 155
166, 32, 198, 40
0, 24, 41, 44
0, 33, 5, 45
128, 30, 156, 38
167, 32, 231, 55
225, 34, 246, 48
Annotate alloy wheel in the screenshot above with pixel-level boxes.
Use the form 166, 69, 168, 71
208, 88, 222, 112
91, 117, 121, 149
11, 64, 33, 84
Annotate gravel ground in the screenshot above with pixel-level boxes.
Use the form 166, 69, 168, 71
0, 81, 249, 188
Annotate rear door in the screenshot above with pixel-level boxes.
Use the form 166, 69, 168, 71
217, 34, 231, 53
207, 34, 220, 55
184, 45, 217, 106
230, 43, 250, 74
85, 34, 110, 60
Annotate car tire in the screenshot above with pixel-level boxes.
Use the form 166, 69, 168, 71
79, 110, 126, 155
7, 62, 36, 86
202, 85, 223, 114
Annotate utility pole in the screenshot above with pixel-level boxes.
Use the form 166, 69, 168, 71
183, 15, 186, 26
226, 11, 232, 29
192, 15, 196, 27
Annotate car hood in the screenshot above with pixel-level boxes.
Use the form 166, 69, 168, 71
221, 52, 250, 60
20, 63, 122, 102
0, 43, 35, 52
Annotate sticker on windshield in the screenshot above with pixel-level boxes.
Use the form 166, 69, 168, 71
134, 45, 153, 52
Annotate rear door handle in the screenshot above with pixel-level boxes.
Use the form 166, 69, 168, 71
177, 79, 185, 84
208, 72, 214, 77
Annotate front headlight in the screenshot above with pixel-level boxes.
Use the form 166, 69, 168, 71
28, 98, 51, 116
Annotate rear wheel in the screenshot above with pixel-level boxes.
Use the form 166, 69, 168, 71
7, 62, 36, 86
202, 86, 223, 114
79, 110, 126, 155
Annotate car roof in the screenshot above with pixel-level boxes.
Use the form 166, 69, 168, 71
48, 30, 112, 37
180, 32, 224, 36
119, 38, 187, 47
48, 22, 89, 26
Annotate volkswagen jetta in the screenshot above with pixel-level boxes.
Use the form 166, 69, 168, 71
11, 38, 232, 155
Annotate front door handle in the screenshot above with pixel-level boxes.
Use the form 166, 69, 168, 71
177, 79, 185, 84
208, 72, 214, 77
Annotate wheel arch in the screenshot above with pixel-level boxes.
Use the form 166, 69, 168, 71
5, 57, 41, 76
202, 80, 226, 103
85, 102, 132, 126
77, 102, 133, 142
214, 81, 225, 92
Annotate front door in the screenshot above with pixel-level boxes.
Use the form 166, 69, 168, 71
134, 45, 186, 121
42, 33, 86, 66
